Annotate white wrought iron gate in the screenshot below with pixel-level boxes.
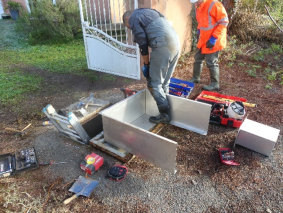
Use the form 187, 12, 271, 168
78, 0, 140, 79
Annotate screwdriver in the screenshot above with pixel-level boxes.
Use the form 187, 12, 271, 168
39, 161, 67, 166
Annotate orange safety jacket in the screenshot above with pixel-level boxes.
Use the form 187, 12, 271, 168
196, 0, 229, 54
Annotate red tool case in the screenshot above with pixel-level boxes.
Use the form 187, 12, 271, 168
219, 148, 240, 166
80, 152, 104, 175
195, 91, 247, 128
0, 147, 39, 178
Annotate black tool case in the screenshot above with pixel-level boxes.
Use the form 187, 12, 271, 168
0, 147, 39, 178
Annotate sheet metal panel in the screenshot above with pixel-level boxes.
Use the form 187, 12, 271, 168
143, 90, 211, 135
130, 114, 156, 131
234, 119, 280, 156
101, 90, 145, 124
102, 116, 177, 173
100, 89, 211, 172
167, 95, 211, 135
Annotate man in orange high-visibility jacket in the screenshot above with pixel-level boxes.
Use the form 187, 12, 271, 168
189, 0, 229, 91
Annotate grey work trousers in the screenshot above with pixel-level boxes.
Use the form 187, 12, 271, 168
193, 48, 219, 81
147, 20, 180, 109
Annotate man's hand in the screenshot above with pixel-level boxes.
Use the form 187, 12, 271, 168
141, 63, 150, 80
206, 36, 217, 50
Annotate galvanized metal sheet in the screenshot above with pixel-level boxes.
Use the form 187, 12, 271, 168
144, 89, 211, 135
102, 90, 145, 124
167, 94, 211, 135
102, 115, 177, 173
131, 114, 156, 131
234, 118, 280, 156
100, 90, 211, 172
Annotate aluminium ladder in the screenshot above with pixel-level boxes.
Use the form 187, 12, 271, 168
43, 104, 90, 145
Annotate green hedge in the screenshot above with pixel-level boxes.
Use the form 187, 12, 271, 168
16, 0, 82, 44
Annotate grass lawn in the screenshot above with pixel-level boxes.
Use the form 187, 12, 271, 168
0, 19, 91, 105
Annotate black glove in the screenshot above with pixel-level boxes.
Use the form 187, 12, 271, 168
206, 36, 217, 50
206, 40, 214, 49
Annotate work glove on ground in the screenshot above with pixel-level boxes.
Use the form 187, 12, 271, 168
206, 36, 217, 50
141, 63, 150, 80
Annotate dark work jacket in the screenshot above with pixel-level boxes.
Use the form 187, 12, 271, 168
129, 8, 165, 47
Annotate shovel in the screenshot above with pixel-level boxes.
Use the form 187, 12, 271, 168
63, 176, 99, 205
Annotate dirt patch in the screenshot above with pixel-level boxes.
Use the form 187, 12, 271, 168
1, 43, 283, 212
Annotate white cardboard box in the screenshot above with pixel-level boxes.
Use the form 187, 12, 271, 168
234, 118, 280, 156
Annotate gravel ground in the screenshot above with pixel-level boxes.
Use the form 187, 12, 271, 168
29, 123, 282, 212
1, 83, 282, 213
19, 88, 282, 213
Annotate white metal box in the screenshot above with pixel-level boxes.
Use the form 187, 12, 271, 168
234, 118, 280, 156
100, 89, 211, 173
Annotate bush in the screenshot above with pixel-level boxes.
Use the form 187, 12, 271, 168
16, 0, 82, 44
240, 0, 283, 19
229, 11, 283, 44
229, 0, 283, 44
6, 1, 22, 10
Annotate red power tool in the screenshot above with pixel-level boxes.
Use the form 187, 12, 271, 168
210, 103, 244, 128
80, 153, 104, 175
120, 88, 138, 98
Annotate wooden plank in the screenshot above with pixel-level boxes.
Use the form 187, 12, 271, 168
89, 137, 135, 163
150, 124, 165, 134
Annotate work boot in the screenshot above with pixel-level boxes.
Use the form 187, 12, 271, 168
149, 105, 171, 124
202, 66, 219, 91
188, 77, 200, 83
202, 82, 219, 91
188, 62, 202, 83
149, 113, 171, 124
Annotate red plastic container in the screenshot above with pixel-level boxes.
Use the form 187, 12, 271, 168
219, 148, 240, 166
80, 152, 104, 175
196, 91, 247, 128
